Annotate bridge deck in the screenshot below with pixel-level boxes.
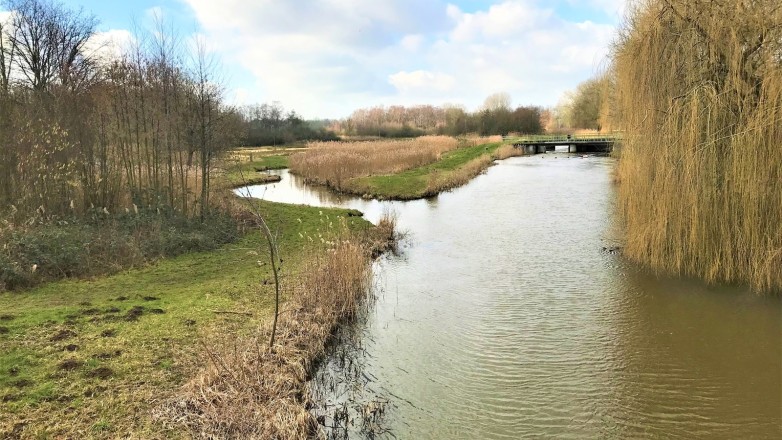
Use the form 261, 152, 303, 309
503, 133, 621, 154
504, 134, 621, 145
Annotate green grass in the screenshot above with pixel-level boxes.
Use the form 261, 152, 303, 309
223, 155, 290, 188
348, 142, 504, 199
0, 199, 371, 438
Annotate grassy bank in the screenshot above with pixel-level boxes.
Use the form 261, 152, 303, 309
222, 152, 291, 188
348, 141, 508, 199
0, 199, 382, 438
290, 137, 518, 200
160, 215, 396, 438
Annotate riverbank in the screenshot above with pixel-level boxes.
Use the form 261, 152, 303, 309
0, 198, 390, 438
159, 214, 396, 438
290, 138, 520, 200
348, 142, 520, 199
222, 151, 291, 188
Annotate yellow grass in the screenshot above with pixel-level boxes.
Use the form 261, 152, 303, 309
492, 144, 526, 160
289, 136, 459, 190
425, 154, 494, 195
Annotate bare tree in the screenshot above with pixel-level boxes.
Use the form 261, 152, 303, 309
5, 0, 97, 92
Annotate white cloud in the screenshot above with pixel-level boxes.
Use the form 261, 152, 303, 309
84, 29, 135, 63
447, 1, 555, 42
389, 70, 457, 94
585, 0, 627, 17
145, 6, 164, 21
181, 0, 619, 118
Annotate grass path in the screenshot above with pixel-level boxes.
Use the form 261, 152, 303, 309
0, 200, 370, 438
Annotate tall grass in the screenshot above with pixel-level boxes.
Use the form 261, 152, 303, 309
612, 0, 782, 293
425, 155, 494, 196
289, 136, 459, 190
492, 144, 525, 160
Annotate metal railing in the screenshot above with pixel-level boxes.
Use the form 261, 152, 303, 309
503, 133, 622, 143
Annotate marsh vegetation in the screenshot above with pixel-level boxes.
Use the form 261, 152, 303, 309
289, 136, 517, 199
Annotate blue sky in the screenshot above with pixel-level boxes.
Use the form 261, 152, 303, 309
2, 0, 626, 119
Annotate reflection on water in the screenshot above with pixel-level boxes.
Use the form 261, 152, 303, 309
238, 154, 782, 439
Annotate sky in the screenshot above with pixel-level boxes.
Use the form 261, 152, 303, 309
1, 0, 627, 119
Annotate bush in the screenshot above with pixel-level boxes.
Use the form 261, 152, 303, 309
0, 209, 240, 291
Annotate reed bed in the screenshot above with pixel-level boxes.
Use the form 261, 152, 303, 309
463, 135, 504, 146
612, 0, 782, 293
424, 142, 522, 194
492, 144, 526, 160
425, 154, 494, 196
289, 136, 459, 190
156, 216, 397, 439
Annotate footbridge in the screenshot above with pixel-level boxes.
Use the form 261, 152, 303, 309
504, 133, 621, 154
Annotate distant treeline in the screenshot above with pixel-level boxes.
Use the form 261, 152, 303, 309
333, 95, 544, 138
238, 103, 338, 146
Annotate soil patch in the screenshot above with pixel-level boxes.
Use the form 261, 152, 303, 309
83, 386, 107, 398
50, 329, 77, 341
87, 367, 114, 379
0, 326, 9, 334
12, 379, 33, 388
64, 344, 79, 352
93, 351, 122, 360
2, 393, 20, 402
142, 296, 159, 301
58, 359, 83, 370
149, 308, 166, 315
124, 306, 145, 321
101, 329, 117, 338
0, 314, 14, 321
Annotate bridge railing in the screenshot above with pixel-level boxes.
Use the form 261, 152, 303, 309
503, 133, 622, 143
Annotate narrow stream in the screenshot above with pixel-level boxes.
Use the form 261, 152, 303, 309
239, 154, 781, 439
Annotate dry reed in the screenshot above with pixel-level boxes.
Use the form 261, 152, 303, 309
463, 135, 503, 146
492, 144, 526, 160
156, 216, 397, 438
425, 154, 494, 196
289, 136, 459, 190
612, 0, 782, 293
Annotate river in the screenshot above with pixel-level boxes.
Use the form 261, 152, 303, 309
238, 153, 781, 439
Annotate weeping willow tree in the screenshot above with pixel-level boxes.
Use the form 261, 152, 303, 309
612, 0, 782, 293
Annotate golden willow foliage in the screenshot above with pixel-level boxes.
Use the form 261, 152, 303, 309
612, 0, 782, 293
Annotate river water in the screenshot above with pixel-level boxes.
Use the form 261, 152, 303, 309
239, 154, 781, 439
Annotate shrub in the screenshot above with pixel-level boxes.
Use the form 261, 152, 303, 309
0, 209, 240, 291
